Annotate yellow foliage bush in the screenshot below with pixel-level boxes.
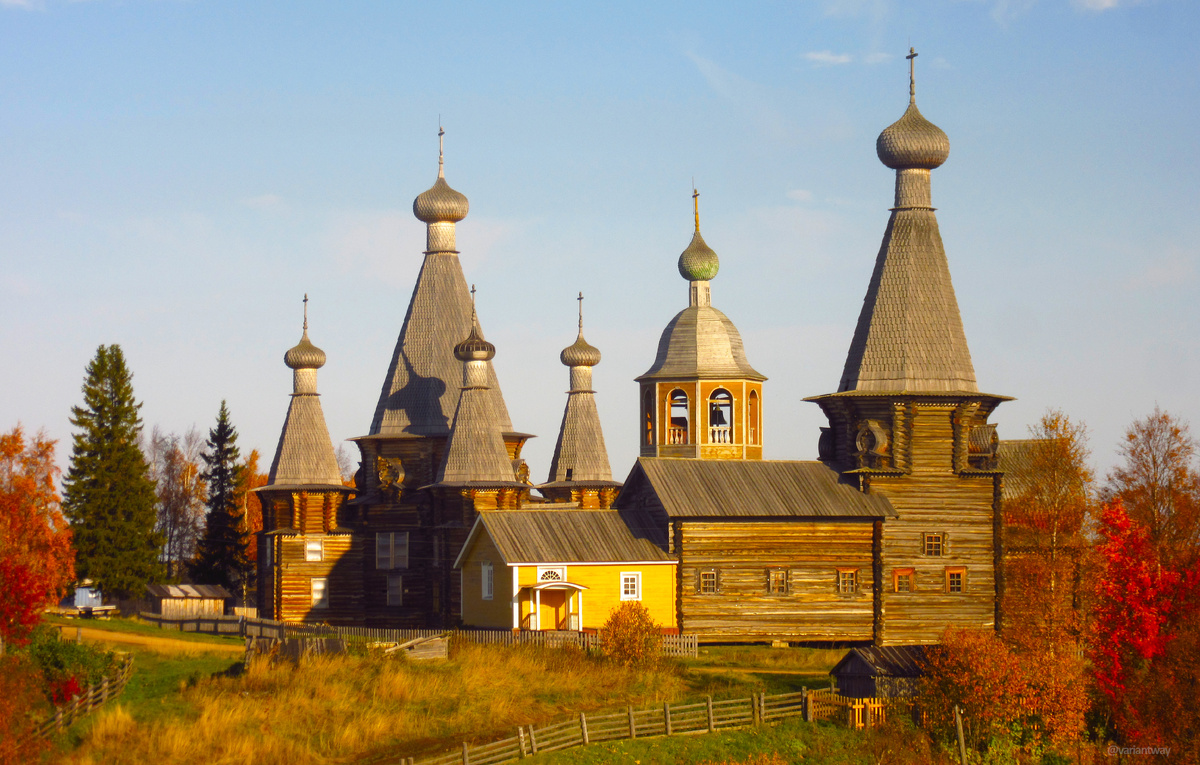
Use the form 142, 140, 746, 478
600, 600, 662, 670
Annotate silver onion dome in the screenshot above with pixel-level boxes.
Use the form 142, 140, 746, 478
876, 102, 950, 170
561, 333, 601, 368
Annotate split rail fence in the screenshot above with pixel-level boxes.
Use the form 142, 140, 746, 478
28, 653, 134, 739
138, 614, 698, 658
403, 688, 913, 765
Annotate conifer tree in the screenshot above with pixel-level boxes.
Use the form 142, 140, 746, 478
191, 401, 250, 594
62, 345, 162, 599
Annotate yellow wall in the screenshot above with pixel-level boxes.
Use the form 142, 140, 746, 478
514, 563, 677, 631
459, 531, 515, 628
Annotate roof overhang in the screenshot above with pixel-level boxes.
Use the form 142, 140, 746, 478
524, 582, 590, 592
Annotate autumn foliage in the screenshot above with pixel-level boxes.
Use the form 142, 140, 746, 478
0, 654, 52, 765
0, 426, 75, 647
600, 601, 661, 669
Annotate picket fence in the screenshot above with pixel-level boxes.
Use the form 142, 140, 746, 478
28, 653, 135, 739
403, 688, 913, 765
138, 614, 699, 658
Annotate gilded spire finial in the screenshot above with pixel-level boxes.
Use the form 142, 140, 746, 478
438, 122, 445, 179
577, 291, 584, 331
907, 47, 918, 104
302, 293, 309, 332
692, 185, 700, 233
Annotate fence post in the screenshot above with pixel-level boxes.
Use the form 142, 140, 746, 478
752, 692, 760, 726
101, 676, 110, 704
803, 687, 812, 723
664, 700, 672, 736
954, 705, 967, 765
528, 724, 539, 754
518, 726, 527, 757
580, 711, 589, 744
461, 740, 469, 765
628, 705, 636, 739
706, 695, 714, 732
76, 626, 82, 644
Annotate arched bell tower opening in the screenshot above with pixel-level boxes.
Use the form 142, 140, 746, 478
708, 388, 732, 444
748, 390, 760, 446
669, 389, 690, 445
642, 388, 655, 446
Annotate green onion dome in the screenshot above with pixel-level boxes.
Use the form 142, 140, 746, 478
677, 230, 720, 281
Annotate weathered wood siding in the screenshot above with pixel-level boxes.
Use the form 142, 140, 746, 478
273, 533, 363, 625
159, 598, 224, 619
678, 520, 875, 641
871, 404, 997, 645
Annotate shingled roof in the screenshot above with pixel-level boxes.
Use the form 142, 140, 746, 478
370, 252, 513, 437
831, 645, 928, 678
997, 439, 1039, 502
455, 508, 673, 567
838, 93, 977, 394
268, 394, 346, 488
618, 458, 894, 519
637, 305, 766, 382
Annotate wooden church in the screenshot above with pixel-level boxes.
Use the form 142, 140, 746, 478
256, 54, 1010, 646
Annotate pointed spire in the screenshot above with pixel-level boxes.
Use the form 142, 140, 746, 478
438, 122, 445, 179
546, 294, 613, 488
693, 185, 700, 233
267, 300, 344, 488
907, 47, 917, 105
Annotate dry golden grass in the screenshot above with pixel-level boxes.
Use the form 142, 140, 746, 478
59, 643, 689, 765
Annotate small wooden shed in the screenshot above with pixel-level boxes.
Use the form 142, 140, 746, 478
830, 645, 928, 698
145, 584, 231, 618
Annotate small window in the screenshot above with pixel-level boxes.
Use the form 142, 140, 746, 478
923, 532, 945, 557
699, 569, 718, 594
620, 572, 642, 601
305, 539, 323, 562
893, 568, 914, 593
946, 567, 967, 594
376, 532, 410, 570
311, 577, 329, 609
837, 568, 859, 595
387, 574, 403, 606
432, 534, 440, 568
768, 569, 788, 595
481, 561, 494, 601
538, 567, 565, 582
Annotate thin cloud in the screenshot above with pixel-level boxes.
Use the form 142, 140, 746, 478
787, 189, 814, 203
242, 193, 288, 212
0, 0, 37, 8
1073, 0, 1134, 9
865, 52, 892, 64
805, 51, 854, 66
685, 51, 793, 142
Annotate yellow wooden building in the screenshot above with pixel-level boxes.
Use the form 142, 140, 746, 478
455, 508, 678, 632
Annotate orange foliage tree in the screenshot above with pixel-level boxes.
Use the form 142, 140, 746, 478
236, 449, 268, 575
921, 627, 1088, 754
0, 426, 75, 648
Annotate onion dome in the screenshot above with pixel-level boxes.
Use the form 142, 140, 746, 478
285, 295, 326, 369
413, 127, 469, 223
678, 230, 720, 281
876, 102, 949, 170
454, 324, 495, 362
561, 333, 601, 367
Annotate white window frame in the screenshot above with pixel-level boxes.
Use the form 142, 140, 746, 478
311, 577, 329, 609
387, 573, 403, 606
481, 561, 494, 601
620, 572, 642, 601
537, 566, 565, 582
376, 531, 409, 570
305, 538, 323, 562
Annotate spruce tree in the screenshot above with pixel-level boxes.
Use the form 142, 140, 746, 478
192, 401, 250, 594
62, 345, 162, 600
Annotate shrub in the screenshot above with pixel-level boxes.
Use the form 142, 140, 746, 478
599, 601, 661, 669
27, 624, 116, 703
0, 654, 51, 765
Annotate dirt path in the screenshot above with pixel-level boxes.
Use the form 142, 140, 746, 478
57, 625, 245, 654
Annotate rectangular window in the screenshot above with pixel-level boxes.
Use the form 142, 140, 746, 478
311, 577, 329, 609
837, 568, 859, 595
699, 569, 718, 594
893, 568, 914, 593
481, 561, 494, 601
375, 532, 410, 570
924, 532, 945, 557
946, 568, 966, 594
768, 569, 788, 595
432, 534, 440, 568
305, 539, 323, 562
387, 574, 403, 606
621, 572, 642, 601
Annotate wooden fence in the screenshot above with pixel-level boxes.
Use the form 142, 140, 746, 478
139, 614, 698, 658
404, 687, 914, 764
28, 654, 135, 739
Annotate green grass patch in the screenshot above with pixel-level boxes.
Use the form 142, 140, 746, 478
685, 644, 845, 673
43, 615, 244, 647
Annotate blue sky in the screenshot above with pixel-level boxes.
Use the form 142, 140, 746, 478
2, 0, 1197, 482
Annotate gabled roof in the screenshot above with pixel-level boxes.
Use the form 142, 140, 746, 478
830, 645, 928, 678
267, 394, 345, 488
370, 252, 512, 437
617, 458, 894, 519
454, 508, 673, 568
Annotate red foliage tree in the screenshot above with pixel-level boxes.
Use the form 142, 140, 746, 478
0, 426, 75, 648
0, 655, 52, 765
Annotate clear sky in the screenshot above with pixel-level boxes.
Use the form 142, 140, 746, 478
2, 0, 1197, 484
